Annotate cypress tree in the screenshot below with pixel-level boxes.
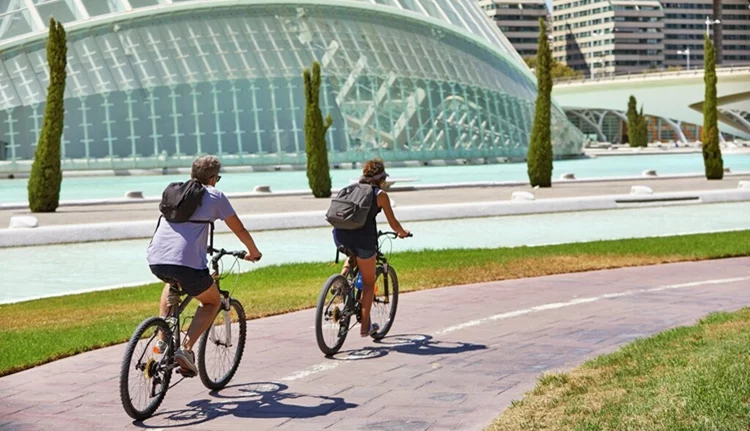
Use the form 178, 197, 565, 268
28, 18, 67, 213
701, 34, 723, 179
638, 106, 649, 147
527, 18, 553, 188
626, 95, 638, 147
303, 61, 333, 198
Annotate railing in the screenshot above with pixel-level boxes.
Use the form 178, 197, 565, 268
553, 64, 750, 86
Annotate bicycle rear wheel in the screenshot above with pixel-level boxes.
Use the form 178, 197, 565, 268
119, 317, 172, 420
315, 274, 351, 356
197, 298, 247, 390
370, 265, 399, 340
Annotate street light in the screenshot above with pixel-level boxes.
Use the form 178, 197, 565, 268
704, 16, 720, 36
676, 47, 690, 70
590, 30, 607, 78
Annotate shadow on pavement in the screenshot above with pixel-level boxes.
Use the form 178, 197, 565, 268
134, 381, 357, 428
331, 334, 487, 361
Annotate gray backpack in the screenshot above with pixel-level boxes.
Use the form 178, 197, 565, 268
326, 183, 374, 230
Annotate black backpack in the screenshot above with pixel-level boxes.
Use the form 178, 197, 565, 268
152, 179, 215, 250
159, 179, 205, 222
325, 183, 374, 230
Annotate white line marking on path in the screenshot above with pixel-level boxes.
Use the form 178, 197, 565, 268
278, 276, 749, 382
435, 277, 750, 336
279, 362, 341, 382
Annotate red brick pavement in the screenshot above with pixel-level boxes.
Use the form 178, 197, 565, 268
1, 258, 748, 430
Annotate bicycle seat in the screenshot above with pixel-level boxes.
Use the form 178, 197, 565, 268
165, 282, 187, 305
337, 245, 357, 258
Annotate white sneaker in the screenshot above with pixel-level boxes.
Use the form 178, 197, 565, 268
175, 348, 198, 376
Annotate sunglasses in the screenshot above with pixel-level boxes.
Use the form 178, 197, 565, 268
214, 175, 222, 183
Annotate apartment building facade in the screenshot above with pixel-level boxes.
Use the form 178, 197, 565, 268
663, 0, 750, 69
478, 0, 550, 58
549, 0, 749, 76
551, 0, 665, 77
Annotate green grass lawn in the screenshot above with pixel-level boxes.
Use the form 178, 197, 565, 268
2, 230, 749, 377
488, 308, 750, 431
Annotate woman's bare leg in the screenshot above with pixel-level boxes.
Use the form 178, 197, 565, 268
356, 255, 377, 336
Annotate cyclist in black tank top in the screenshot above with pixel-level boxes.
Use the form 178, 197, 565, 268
332, 159, 410, 337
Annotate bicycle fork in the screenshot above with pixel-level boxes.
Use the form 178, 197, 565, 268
208, 297, 233, 347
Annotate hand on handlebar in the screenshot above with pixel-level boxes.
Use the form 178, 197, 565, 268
244, 249, 262, 262
397, 230, 411, 239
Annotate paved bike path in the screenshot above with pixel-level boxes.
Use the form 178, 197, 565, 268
1, 258, 749, 430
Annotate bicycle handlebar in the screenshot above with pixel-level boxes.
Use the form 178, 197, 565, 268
208, 247, 247, 265
378, 230, 414, 239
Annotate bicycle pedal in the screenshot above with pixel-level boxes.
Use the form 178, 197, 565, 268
176, 368, 197, 378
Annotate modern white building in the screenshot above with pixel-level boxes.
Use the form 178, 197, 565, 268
0, 0, 586, 173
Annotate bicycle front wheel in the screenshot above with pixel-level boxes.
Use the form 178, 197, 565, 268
197, 298, 247, 390
315, 274, 351, 356
119, 316, 172, 420
370, 265, 399, 340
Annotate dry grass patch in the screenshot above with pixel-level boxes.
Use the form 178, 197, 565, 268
399, 254, 684, 291
490, 367, 626, 430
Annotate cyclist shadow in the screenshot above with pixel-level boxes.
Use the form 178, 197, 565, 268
134, 381, 357, 428
330, 334, 487, 361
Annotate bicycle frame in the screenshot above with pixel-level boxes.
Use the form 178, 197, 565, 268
163, 251, 238, 363
335, 232, 399, 328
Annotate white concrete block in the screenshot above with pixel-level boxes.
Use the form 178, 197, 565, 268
739, 181, 750, 190
9, 216, 38, 229
630, 185, 654, 195
560, 172, 576, 180
642, 169, 658, 177
124, 190, 144, 199
511, 191, 535, 201
254, 185, 272, 193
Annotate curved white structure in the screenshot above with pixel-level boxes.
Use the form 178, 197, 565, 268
0, 0, 585, 172
554, 67, 750, 142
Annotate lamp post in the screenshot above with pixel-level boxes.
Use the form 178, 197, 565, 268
590, 30, 607, 78
677, 48, 690, 70
704, 16, 720, 37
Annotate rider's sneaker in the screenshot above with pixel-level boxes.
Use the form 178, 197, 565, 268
175, 347, 198, 377
361, 323, 380, 338
154, 339, 168, 355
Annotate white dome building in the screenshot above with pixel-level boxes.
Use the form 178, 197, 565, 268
0, 0, 584, 171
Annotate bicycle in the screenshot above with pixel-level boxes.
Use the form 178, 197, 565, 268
119, 247, 248, 420
314, 230, 412, 356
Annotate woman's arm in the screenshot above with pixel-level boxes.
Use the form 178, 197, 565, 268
377, 191, 409, 238
224, 214, 263, 261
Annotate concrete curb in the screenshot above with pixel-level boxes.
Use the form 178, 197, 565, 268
3, 171, 750, 211
3, 188, 749, 248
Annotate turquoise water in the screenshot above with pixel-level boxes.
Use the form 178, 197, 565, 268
2, 153, 749, 204
2, 201, 749, 304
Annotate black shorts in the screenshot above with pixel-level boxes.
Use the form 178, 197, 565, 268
332, 230, 376, 259
149, 264, 214, 297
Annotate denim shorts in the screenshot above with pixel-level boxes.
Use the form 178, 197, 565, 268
149, 264, 214, 297
347, 247, 376, 259
332, 231, 376, 259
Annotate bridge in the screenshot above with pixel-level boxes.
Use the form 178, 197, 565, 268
552, 66, 750, 143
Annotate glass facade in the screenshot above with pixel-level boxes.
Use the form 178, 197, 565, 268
0, 0, 585, 169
